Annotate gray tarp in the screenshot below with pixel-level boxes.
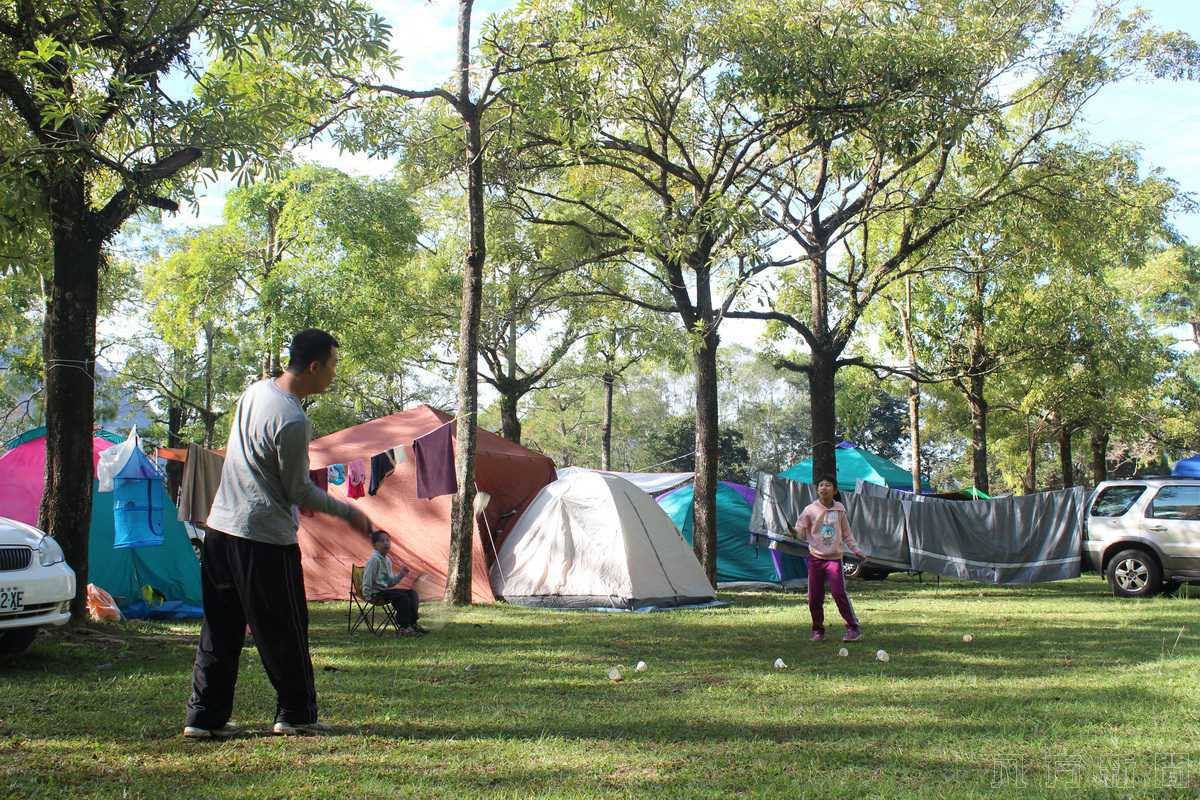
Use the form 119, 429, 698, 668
746, 474, 910, 568
844, 493, 912, 570
903, 486, 1086, 584
750, 473, 1085, 584
748, 474, 815, 557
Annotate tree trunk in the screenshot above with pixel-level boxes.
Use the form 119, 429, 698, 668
964, 374, 989, 495
262, 209, 278, 378
444, 0, 482, 606
902, 277, 921, 493
40, 180, 100, 622
808, 349, 838, 486
1058, 421, 1074, 489
1023, 422, 1038, 494
202, 413, 217, 450
692, 333, 719, 587
1090, 426, 1109, 485
166, 401, 185, 503
907, 382, 921, 493
601, 371, 614, 471
498, 391, 521, 444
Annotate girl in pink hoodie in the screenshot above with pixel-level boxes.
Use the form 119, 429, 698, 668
794, 475, 867, 642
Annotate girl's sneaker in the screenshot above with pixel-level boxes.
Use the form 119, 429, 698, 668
810, 631, 825, 642
842, 629, 862, 642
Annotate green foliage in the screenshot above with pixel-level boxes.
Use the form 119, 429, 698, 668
0, 0, 394, 250
114, 164, 429, 444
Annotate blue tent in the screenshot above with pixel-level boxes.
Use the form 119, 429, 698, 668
781, 440, 931, 493
1174, 455, 1200, 479
657, 481, 805, 587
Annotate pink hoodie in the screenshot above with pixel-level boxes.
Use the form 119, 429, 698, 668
794, 499, 864, 561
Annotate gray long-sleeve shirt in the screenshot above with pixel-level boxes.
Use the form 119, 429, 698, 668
362, 550, 405, 600
206, 378, 357, 545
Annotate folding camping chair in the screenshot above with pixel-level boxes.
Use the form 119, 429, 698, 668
348, 564, 400, 635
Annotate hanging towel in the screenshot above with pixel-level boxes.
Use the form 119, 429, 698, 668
347, 458, 367, 499
300, 468, 330, 517
328, 463, 346, 486
176, 443, 225, 526
97, 427, 140, 492
310, 468, 329, 492
413, 423, 457, 499
368, 451, 395, 496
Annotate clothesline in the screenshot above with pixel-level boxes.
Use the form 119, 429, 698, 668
635, 450, 697, 472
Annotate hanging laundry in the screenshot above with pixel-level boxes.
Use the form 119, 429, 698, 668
347, 458, 367, 499
98, 427, 140, 493
310, 468, 329, 492
413, 422, 457, 499
176, 443, 225, 526
368, 451, 395, 496
328, 463, 346, 486
112, 441, 167, 549
300, 468, 330, 517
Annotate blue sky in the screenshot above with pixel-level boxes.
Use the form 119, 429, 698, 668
1078, 1, 1200, 240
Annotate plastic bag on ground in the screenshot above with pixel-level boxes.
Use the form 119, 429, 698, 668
86, 583, 123, 622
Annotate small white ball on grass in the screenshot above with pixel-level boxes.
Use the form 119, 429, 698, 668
608, 667, 623, 682
962, 634, 974, 644
773, 657, 787, 670
875, 649, 890, 663
635, 660, 647, 672
837, 647, 849, 657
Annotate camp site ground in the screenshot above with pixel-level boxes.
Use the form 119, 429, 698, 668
5, 576, 1200, 799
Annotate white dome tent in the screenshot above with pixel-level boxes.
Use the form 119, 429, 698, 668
492, 472, 717, 610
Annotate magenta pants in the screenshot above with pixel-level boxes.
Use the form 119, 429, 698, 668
807, 557, 858, 634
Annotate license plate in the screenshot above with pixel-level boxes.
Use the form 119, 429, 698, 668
0, 586, 25, 613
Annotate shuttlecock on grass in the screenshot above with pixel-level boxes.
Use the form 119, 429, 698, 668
635, 660, 647, 672
876, 649, 890, 663
608, 667, 623, 682
837, 647, 849, 657
773, 657, 787, 670
962, 634, 974, 644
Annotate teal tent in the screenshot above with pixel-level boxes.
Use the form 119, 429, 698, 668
0, 427, 202, 617
781, 441, 932, 493
657, 481, 804, 587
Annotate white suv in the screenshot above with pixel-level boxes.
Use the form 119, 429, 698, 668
0, 516, 75, 655
1082, 479, 1200, 598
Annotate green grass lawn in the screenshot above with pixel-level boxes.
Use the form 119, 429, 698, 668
2, 575, 1200, 799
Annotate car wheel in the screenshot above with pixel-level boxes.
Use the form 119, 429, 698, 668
1106, 548, 1162, 598
0, 627, 39, 656
861, 567, 891, 581
842, 559, 862, 580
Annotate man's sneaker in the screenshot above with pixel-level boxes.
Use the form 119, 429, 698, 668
412, 623, 430, 635
272, 720, 333, 736
842, 629, 863, 643
183, 722, 241, 739
810, 631, 825, 642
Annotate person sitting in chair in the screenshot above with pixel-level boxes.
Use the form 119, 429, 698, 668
362, 531, 427, 635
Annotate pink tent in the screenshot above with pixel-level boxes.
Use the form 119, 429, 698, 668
0, 430, 116, 525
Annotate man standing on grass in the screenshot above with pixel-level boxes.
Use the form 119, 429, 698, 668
183, 329, 372, 739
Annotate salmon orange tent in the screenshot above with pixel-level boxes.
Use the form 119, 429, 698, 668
298, 405, 556, 603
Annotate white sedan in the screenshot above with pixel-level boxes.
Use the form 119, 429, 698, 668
0, 516, 75, 656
